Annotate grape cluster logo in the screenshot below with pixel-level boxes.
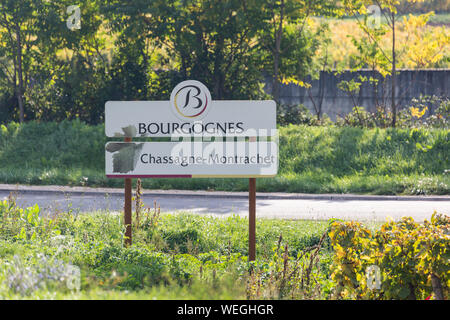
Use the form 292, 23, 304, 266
170, 80, 212, 121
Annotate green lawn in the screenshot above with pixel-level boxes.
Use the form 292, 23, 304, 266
0, 121, 448, 195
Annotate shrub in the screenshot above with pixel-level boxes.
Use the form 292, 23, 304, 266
336, 96, 450, 129
0, 198, 60, 241
329, 213, 450, 300
277, 104, 315, 126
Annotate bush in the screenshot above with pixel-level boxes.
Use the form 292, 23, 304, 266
0, 199, 60, 242
277, 104, 314, 126
336, 96, 450, 129
2, 197, 447, 300
329, 213, 450, 300
276, 104, 333, 127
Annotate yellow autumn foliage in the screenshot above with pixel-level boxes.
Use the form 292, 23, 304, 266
410, 106, 428, 118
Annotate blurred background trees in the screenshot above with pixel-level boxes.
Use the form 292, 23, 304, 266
0, 0, 448, 125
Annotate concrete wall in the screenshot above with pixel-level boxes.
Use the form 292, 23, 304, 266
264, 69, 449, 120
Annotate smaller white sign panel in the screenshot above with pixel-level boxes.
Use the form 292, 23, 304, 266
105, 140, 278, 178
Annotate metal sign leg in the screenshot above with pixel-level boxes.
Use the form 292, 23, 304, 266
124, 137, 132, 246
249, 177, 256, 261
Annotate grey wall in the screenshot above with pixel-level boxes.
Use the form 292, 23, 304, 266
265, 69, 449, 120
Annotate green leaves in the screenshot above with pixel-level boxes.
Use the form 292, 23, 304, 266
415, 142, 432, 152
397, 285, 411, 299
1, 201, 59, 242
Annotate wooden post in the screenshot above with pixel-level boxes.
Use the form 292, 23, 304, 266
124, 137, 132, 246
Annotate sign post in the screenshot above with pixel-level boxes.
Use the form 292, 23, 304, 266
124, 137, 132, 247
249, 177, 256, 261
248, 136, 257, 262
105, 80, 278, 256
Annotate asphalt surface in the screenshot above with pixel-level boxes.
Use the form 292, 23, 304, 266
0, 184, 449, 222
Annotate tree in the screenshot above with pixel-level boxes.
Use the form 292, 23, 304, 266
258, 0, 340, 105
0, 0, 107, 123
104, 0, 268, 100
342, 0, 428, 127
32, 0, 109, 124
0, 0, 40, 122
401, 12, 449, 68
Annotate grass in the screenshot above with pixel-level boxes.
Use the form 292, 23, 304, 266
0, 198, 334, 300
0, 121, 448, 195
428, 13, 450, 25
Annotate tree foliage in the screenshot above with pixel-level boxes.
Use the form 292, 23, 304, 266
0, 0, 447, 124
339, 0, 449, 127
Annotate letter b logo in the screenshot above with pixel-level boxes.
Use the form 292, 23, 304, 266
170, 80, 212, 121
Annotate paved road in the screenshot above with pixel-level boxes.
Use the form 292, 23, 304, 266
1, 185, 448, 222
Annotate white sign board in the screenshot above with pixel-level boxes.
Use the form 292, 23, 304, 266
105, 80, 278, 178
105, 141, 278, 178
105, 81, 276, 138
